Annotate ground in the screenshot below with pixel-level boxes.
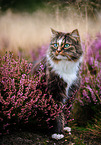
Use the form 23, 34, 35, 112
0, 129, 101, 145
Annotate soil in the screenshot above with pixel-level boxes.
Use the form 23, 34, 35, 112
0, 129, 101, 145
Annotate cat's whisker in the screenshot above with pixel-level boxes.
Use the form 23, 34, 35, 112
66, 55, 73, 61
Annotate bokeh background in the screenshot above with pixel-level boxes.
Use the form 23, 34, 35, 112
0, 0, 101, 61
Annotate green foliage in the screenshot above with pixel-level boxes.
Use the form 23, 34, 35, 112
0, 0, 101, 13
87, 114, 101, 138
0, 0, 45, 12
71, 101, 101, 127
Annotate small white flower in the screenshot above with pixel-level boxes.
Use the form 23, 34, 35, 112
52, 133, 64, 140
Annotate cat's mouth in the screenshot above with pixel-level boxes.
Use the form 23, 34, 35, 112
51, 52, 77, 61
54, 54, 67, 60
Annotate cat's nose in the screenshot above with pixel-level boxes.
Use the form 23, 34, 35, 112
57, 50, 61, 52
56, 50, 61, 55
57, 47, 61, 52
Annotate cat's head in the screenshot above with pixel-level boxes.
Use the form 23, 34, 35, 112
48, 28, 83, 62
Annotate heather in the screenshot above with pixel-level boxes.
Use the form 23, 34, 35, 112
0, 53, 71, 135
0, 34, 101, 142
80, 34, 101, 106
71, 34, 101, 132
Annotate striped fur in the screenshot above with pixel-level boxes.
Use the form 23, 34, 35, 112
32, 28, 83, 138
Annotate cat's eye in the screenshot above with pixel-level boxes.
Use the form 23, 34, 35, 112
54, 43, 58, 47
64, 44, 70, 48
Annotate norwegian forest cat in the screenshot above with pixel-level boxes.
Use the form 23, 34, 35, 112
32, 28, 83, 139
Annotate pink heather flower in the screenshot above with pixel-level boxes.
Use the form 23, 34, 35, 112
1, 34, 100, 135
82, 90, 87, 97
78, 34, 101, 107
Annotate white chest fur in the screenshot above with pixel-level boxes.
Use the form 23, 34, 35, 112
47, 54, 82, 98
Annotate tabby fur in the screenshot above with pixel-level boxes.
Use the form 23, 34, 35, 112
31, 28, 83, 137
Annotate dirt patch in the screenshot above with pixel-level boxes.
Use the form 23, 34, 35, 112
0, 130, 101, 145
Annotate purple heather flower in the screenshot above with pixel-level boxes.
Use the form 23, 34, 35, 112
1, 33, 100, 135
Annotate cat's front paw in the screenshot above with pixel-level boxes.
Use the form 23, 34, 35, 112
51, 133, 64, 140
64, 127, 71, 134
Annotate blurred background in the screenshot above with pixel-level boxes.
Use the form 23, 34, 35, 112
0, 0, 101, 61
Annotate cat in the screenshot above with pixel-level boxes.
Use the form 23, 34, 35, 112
31, 28, 83, 139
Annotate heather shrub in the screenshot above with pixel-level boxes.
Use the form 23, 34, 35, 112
0, 33, 101, 136
0, 52, 71, 135
72, 34, 101, 126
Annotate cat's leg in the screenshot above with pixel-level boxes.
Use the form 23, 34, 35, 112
62, 100, 72, 135
64, 127, 71, 134
63, 106, 72, 134
51, 112, 65, 140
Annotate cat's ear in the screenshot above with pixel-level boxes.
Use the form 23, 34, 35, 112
70, 29, 80, 41
51, 28, 58, 36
